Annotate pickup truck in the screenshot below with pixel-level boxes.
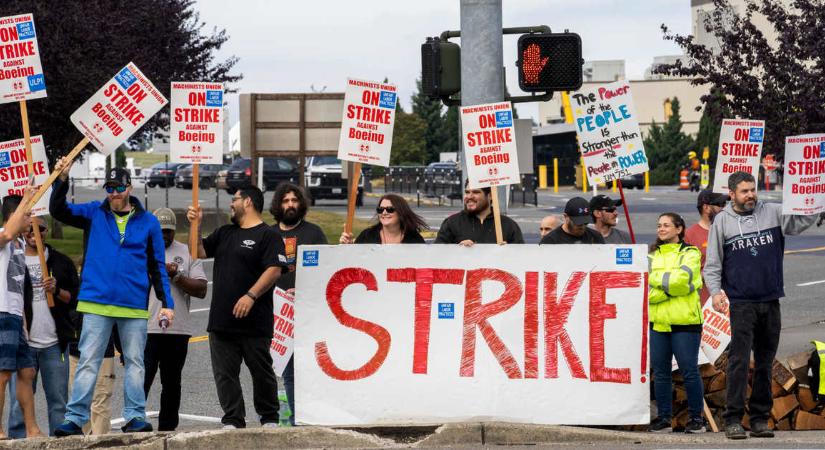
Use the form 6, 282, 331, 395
306, 156, 363, 206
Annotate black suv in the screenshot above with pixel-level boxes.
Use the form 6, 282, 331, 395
225, 158, 299, 193
147, 162, 186, 188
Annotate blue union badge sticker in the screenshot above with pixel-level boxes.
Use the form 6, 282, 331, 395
749, 127, 764, 143
820, 142, 825, 159
302, 250, 319, 267
616, 248, 633, 265
0, 152, 10, 169
27, 74, 45, 92
16, 21, 35, 40
495, 110, 513, 128
438, 303, 454, 319
206, 90, 223, 107
379, 91, 397, 109
115, 68, 137, 89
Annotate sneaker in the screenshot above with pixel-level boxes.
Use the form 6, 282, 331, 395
649, 417, 672, 433
262, 422, 278, 429
685, 417, 706, 434
750, 421, 775, 438
121, 417, 153, 433
222, 424, 237, 430
725, 423, 747, 440
54, 420, 84, 437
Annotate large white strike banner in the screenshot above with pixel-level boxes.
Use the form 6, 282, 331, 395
295, 245, 650, 425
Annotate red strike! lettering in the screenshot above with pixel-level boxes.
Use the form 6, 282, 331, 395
316, 268, 642, 383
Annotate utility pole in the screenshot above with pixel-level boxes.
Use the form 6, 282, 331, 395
460, 0, 508, 213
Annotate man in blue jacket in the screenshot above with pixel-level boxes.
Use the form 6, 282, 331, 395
48, 159, 174, 436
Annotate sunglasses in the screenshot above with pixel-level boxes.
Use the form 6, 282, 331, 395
600, 207, 617, 213
105, 185, 127, 194
26, 225, 47, 234
376, 206, 396, 214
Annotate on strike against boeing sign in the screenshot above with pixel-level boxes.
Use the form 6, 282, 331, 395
338, 78, 397, 167
295, 245, 650, 426
170, 82, 224, 164
0, 13, 47, 103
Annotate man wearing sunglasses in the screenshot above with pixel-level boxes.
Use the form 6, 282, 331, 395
50, 162, 174, 436
589, 195, 631, 244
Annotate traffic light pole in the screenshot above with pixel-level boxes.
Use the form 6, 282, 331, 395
460, 0, 508, 214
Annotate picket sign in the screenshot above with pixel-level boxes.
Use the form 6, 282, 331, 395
170, 82, 224, 258
713, 119, 765, 194
294, 244, 650, 425
28, 63, 167, 211
782, 134, 825, 216
338, 78, 397, 234
270, 287, 295, 376
460, 102, 521, 243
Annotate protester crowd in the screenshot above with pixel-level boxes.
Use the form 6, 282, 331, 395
0, 165, 812, 441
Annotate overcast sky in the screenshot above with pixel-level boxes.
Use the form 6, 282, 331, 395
194, 0, 692, 124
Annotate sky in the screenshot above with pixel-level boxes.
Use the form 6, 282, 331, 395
193, 0, 693, 125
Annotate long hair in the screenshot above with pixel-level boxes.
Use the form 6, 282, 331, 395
650, 212, 686, 252
372, 194, 428, 233
269, 182, 308, 222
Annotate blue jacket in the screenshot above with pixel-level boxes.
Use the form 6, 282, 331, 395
50, 179, 173, 310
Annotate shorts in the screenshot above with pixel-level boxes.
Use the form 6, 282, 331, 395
0, 312, 35, 371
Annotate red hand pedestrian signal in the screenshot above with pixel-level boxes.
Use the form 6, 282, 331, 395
522, 43, 549, 85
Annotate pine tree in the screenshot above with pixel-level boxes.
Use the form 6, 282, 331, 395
411, 79, 446, 163
644, 98, 696, 184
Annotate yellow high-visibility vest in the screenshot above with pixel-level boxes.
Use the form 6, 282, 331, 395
814, 340, 825, 396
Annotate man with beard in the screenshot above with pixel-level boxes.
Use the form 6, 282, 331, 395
541, 197, 604, 244
143, 208, 207, 431
434, 183, 523, 245
187, 186, 286, 429
589, 195, 631, 244
268, 182, 326, 425
684, 189, 728, 304
704, 171, 816, 440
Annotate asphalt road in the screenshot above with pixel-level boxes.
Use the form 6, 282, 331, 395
13, 183, 825, 435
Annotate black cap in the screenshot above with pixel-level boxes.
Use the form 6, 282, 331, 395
564, 197, 592, 225
589, 194, 623, 211
105, 168, 131, 187
697, 189, 728, 208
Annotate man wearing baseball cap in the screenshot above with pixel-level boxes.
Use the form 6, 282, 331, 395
144, 208, 207, 431
684, 189, 728, 304
50, 160, 174, 436
540, 197, 605, 244
589, 195, 631, 244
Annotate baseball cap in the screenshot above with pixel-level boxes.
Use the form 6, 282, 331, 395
153, 207, 176, 231
105, 168, 131, 187
564, 197, 592, 225
589, 194, 623, 211
697, 189, 728, 208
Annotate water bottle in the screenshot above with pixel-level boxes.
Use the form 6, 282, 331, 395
159, 314, 169, 332
278, 390, 292, 426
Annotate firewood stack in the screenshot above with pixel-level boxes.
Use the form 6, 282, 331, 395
664, 349, 825, 431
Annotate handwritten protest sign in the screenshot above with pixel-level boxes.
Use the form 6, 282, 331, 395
337, 78, 396, 167
0, 135, 49, 215
70, 62, 167, 155
782, 134, 825, 215
271, 287, 294, 377
713, 119, 765, 194
170, 82, 223, 164
460, 102, 520, 188
571, 82, 648, 185
0, 13, 46, 103
295, 244, 650, 425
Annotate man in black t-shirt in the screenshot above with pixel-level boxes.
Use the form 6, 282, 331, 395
541, 197, 605, 245
188, 186, 286, 429
435, 184, 523, 245
269, 182, 327, 425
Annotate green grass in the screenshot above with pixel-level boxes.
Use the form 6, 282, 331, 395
125, 151, 167, 169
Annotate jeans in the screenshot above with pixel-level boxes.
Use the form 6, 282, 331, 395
209, 332, 279, 427
283, 356, 295, 426
64, 314, 147, 427
724, 300, 781, 426
144, 333, 190, 431
650, 328, 704, 420
7, 344, 69, 437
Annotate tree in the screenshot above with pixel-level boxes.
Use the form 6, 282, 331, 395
644, 98, 696, 184
390, 112, 427, 166
411, 79, 446, 164
0, 0, 241, 162
694, 89, 728, 171
441, 106, 460, 157
657, 0, 825, 157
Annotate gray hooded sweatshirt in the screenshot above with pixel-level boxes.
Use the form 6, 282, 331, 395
703, 200, 815, 303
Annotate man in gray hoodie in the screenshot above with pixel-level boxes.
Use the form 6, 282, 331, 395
704, 171, 816, 440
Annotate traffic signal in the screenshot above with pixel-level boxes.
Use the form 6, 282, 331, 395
421, 37, 461, 99
516, 33, 583, 92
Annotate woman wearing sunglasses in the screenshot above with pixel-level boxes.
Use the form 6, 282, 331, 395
339, 194, 427, 244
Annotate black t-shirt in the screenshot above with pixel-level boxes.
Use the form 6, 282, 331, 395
540, 226, 605, 244
434, 211, 524, 244
275, 220, 328, 290
355, 225, 426, 244
204, 222, 286, 337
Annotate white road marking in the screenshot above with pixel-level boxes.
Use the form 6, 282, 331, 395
641, 197, 658, 201
191, 307, 210, 313
797, 279, 825, 287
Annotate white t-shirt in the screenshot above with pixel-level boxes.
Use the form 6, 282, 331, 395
0, 233, 26, 317
147, 240, 207, 336
26, 252, 58, 348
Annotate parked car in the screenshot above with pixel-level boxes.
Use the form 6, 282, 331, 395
225, 157, 300, 193
305, 156, 363, 207
619, 173, 645, 189
147, 162, 186, 188
175, 163, 228, 189
215, 168, 228, 191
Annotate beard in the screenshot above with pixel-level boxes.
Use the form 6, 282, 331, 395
281, 207, 302, 226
